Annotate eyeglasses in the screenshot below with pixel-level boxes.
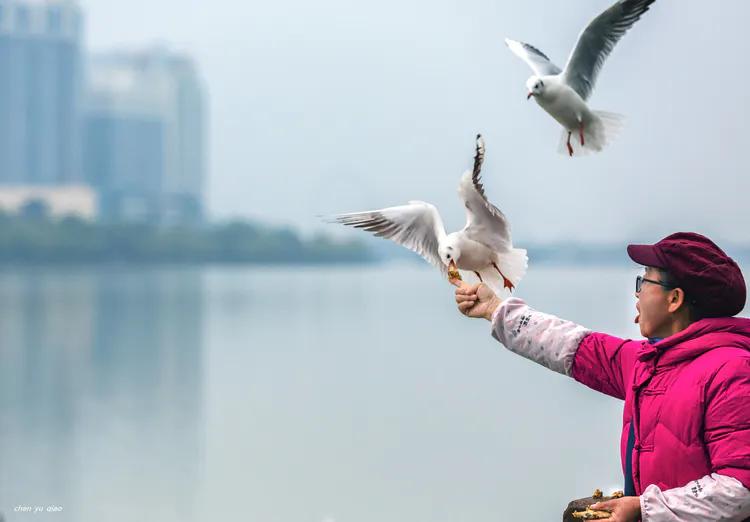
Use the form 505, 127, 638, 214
636, 275, 675, 293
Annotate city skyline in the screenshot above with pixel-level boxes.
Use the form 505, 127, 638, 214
0, 0, 207, 225
0, 0, 83, 186
85, 47, 206, 223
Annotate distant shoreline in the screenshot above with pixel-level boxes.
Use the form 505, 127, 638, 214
0, 214, 747, 267
2, 253, 748, 269
0, 215, 372, 265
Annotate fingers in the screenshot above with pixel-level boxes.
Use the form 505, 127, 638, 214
454, 282, 481, 295
455, 293, 475, 304
589, 496, 639, 522
455, 289, 477, 315
466, 283, 482, 294
452, 280, 483, 317
589, 500, 614, 511
450, 278, 475, 292
455, 290, 478, 305
458, 300, 476, 314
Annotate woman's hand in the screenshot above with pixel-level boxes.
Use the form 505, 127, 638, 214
589, 496, 641, 522
450, 278, 502, 321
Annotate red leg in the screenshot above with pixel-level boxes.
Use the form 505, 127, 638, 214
567, 131, 573, 157
474, 271, 483, 282
579, 121, 585, 146
492, 262, 515, 292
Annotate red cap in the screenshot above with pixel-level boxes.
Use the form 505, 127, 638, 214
627, 232, 746, 318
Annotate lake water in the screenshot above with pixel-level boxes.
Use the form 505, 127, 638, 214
1, 262, 737, 522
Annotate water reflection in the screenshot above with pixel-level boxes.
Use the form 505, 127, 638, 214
2, 263, 747, 522
0, 268, 205, 522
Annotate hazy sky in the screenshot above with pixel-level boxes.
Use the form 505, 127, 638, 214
82, 0, 750, 244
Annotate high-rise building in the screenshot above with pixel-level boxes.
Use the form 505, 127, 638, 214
84, 48, 207, 224
0, 0, 84, 186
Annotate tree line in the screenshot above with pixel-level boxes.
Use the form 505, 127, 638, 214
0, 213, 372, 265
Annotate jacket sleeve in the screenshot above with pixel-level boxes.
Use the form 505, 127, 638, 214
704, 357, 750, 489
569, 332, 640, 401
640, 473, 750, 521
489, 298, 639, 400
489, 297, 591, 376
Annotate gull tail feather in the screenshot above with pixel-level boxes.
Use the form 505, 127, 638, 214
481, 248, 528, 298
557, 111, 625, 157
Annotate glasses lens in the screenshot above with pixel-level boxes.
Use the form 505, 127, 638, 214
636, 275, 643, 292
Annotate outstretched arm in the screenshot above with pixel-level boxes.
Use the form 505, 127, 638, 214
453, 280, 590, 376
452, 280, 638, 399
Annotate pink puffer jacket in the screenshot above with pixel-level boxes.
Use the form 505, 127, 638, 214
571, 317, 750, 494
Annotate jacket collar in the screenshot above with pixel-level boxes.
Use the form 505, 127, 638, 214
637, 316, 750, 366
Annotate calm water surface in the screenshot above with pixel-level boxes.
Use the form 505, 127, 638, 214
2, 262, 733, 521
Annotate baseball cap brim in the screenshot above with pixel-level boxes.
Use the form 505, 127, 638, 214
627, 244, 665, 268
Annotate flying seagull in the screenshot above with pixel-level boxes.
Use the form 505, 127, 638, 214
505, 0, 656, 156
331, 135, 527, 295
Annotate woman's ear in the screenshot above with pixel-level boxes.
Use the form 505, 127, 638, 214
668, 288, 686, 313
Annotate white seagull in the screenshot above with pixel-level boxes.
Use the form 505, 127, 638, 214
332, 135, 528, 295
505, 0, 656, 157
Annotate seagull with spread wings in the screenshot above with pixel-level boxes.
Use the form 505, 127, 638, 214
331, 135, 527, 295
505, 0, 656, 156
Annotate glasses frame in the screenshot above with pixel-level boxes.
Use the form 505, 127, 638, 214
636, 275, 676, 293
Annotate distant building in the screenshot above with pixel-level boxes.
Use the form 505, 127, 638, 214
84, 48, 207, 224
0, 185, 96, 219
0, 0, 84, 186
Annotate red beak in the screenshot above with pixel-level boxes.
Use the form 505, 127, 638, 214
527, 92, 534, 100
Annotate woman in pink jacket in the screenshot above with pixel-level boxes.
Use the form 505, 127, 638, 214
453, 232, 750, 521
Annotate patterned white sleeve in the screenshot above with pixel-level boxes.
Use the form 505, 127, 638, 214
640, 473, 750, 521
489, 297, 591, 376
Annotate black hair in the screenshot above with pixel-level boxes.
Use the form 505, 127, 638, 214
656, 268, 703, 322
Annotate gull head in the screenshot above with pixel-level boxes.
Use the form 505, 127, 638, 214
439, 237, 461, 272
526, 76, 545, 99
